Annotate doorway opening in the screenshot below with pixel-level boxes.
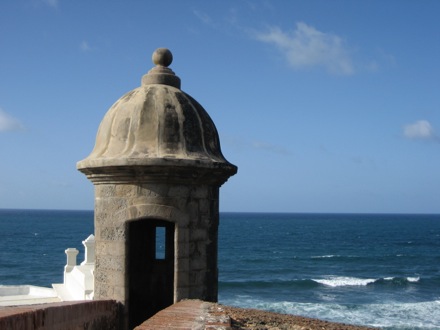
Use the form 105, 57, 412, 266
127, 219, 174, 328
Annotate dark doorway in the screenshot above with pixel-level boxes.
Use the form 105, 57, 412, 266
127, 219, 174, 329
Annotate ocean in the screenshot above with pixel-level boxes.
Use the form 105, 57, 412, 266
0, 210, 439, 330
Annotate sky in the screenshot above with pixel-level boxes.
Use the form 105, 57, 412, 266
1, 0, 439, 214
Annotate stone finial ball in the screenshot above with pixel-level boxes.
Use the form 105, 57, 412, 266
152, 48, 173, 67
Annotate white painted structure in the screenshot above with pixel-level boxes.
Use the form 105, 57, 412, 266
0, 235, 95, 306
53, 234, 95, 301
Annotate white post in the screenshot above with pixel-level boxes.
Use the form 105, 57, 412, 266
64, 248, 79, 282
81, 234, 95, 265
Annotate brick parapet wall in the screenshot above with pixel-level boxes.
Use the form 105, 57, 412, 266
0, 300, 119, 330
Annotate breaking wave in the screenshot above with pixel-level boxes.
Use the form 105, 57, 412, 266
312, 276, 421, 287
220, 276, 422, 290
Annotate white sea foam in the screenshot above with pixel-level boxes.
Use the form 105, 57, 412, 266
313, 276, 421, 287
310, 255, 359, 259
313, 276, 376, 287
219, 297, 440, 329
311, 255, 339, 258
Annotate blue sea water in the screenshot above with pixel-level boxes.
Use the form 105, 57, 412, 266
1, 210, 439, 329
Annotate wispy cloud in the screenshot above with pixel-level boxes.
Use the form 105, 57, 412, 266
255, 22, 354, 75
193, 10, 215, 27
80, 40, 92, 52
403, 120, 438, 142
192, 8, 241, 32
0, 108, 24, 132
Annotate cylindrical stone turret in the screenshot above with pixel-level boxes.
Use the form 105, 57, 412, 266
77, 48, 237, 329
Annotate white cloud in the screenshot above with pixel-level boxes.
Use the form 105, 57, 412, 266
403, 120, 436, 140
256, 22, 354, 75
0, 108, 24, 132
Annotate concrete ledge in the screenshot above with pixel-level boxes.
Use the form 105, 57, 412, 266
0, 285, 60, 307
135, 299, 231, 330
0, 300, 119, 330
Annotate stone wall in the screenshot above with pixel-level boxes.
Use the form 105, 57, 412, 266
93, 181, 220, 328
0, 300, 119, 330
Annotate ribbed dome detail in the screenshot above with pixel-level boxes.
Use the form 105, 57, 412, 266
86, 84, 227, 163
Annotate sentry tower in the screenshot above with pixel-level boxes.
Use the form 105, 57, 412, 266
77, 48, 237, 329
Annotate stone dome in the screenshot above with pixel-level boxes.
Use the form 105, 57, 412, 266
77, 48, 237, 183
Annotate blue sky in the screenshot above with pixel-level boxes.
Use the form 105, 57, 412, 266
1, 0, 439, 213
